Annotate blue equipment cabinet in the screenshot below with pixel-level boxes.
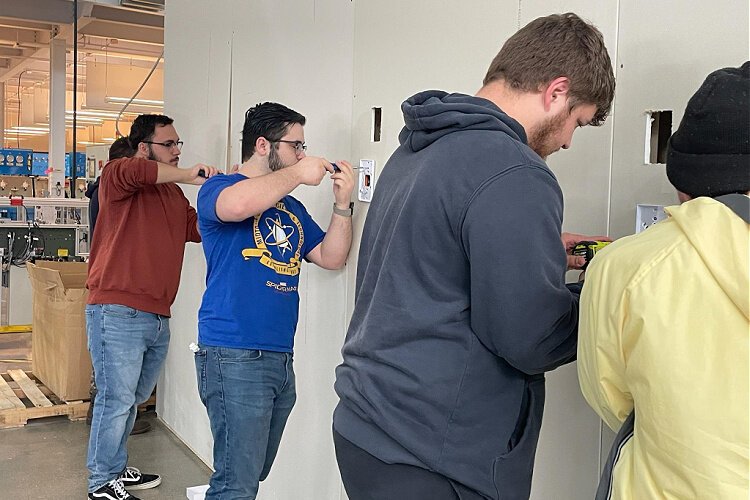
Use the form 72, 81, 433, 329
0, 148, 33, 175
32, 152, 49, 175
65, 152, 86, 177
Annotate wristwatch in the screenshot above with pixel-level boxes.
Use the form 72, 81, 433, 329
333, 202, 354, 217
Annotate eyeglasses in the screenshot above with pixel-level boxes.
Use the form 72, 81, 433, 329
142, 140, 184, 150
274, 140, 307, 153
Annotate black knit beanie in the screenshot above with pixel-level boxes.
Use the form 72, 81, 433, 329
666, 61, 750, 198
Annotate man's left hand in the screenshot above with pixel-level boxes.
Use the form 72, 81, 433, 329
562, 232, 612, 270
331, 160, 355, 209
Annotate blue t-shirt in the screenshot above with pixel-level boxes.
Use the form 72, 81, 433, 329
197, 173, 325, 352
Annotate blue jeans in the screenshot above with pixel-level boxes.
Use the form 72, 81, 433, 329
86, 304, 170, 492
195, 345, 296, 499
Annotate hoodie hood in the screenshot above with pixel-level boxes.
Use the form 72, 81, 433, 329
666, 196, 749, 319
399, 90, 527, 152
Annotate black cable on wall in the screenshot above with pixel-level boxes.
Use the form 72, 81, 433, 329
71, 0, 78, 198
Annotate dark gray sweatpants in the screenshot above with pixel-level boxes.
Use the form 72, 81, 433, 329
334, 429, 488, 500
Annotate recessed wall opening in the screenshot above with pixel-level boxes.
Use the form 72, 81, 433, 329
645, 110, 672, 164
372, 107, 382, 142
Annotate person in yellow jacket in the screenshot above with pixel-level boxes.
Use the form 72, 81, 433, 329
578, 61, 749, 500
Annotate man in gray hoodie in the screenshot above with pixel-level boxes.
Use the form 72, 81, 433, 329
333, 13, 616, 500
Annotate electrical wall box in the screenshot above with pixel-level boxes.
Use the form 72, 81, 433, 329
636, 204, 667, 233
358, 159, 376, 203
644, 111, 672, 164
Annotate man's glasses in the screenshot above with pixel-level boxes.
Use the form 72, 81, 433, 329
143, 140, 184, 150
274, 140, 307, 153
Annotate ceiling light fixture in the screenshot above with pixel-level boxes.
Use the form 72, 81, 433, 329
68, 110, 127, 119
66, 116, 103, 125
4, 128, 48, 136
9, 126, 49, 132
105, 96, 164, 107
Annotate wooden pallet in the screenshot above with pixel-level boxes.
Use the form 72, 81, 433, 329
0, 370, 89, 429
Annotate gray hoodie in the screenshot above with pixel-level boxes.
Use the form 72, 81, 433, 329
334, 90, 580, 499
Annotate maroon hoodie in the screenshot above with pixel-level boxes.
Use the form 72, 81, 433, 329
86, 157, 200, 316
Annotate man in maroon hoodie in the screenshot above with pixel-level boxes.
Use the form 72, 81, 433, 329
85, 114, 218, 500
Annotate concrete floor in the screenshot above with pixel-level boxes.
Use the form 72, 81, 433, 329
0, 412, 212, 499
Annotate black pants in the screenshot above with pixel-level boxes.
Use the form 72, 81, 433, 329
334, 429, 487, 500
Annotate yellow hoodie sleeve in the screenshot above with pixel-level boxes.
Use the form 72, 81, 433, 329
577, 252, 634, 432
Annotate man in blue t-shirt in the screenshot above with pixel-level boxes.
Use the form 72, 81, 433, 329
196, 102, 355, 499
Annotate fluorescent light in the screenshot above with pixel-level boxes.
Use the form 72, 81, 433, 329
5, 124, 86, 134
67, 117, 101, 123
66, 113, 103, 120
105, 96, 164, 107
4, 130, 45, 135
9, 126, 49, 132
66, 117, 103, 125
78, 141, 107, 146
4, 129, 47, 136
82, 49, 163, 63
67, 110, 122, 119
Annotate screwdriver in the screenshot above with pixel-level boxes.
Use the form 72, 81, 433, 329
331, 162, 362, 172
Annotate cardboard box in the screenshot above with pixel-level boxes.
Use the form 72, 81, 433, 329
27, 261, 91, 401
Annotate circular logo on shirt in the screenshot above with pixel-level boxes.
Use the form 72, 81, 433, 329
242, 201, 304, 276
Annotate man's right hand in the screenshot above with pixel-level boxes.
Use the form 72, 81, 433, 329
186, 164, 220, 185
292, 157, 334, 186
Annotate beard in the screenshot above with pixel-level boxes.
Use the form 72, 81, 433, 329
268, 145, 286, 172
528, 110, 568, 160
146, 144, 178, 165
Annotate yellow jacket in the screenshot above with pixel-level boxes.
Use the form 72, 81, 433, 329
578, 197, 749, 499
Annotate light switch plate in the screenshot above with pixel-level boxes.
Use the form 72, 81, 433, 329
358, 159, 375, 202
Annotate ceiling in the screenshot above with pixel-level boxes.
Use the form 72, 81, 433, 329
0, 0, 164, 149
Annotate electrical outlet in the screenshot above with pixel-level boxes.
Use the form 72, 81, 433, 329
358, 159, 375, 202
635, 204, 667, 233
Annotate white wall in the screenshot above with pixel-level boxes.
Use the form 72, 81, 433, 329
347, 0, 520, 311
161, 1, 354, 499
159, 0, 234, 466
608, 0, 749, 237
157, 1, 749, 499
